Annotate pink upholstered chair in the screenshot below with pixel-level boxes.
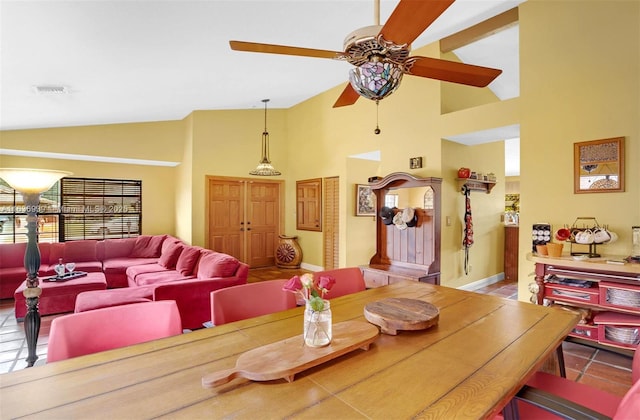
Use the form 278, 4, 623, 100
502, 343, 640, 419
210, 279, 297, 326
47, 301, 182, 362
314, 267, 366, 300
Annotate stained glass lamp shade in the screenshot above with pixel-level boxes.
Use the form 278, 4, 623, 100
348, 61, 404, 101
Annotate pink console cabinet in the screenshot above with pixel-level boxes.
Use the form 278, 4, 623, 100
530, 253, 640, 354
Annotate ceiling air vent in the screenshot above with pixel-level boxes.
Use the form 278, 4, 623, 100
33, 85, 69, 94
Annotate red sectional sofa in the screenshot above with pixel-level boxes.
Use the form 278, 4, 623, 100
75, 244, 249, 329
2, 235, 249, 329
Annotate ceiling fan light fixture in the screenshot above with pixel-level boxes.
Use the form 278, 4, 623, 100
348, 61, 403, 101
249, 99, 281, 176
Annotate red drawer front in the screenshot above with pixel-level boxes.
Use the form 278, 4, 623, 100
544, 283, 599, 305
569, 324, 598, 341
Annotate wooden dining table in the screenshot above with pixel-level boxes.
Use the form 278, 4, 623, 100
0, 281, 580, 419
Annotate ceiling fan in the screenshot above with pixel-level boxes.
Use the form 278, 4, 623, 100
229, 0, 503, 108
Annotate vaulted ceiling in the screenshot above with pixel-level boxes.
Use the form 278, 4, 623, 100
1, 0, 524, 131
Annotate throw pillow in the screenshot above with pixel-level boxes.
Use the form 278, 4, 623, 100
159, 241, 183, 269
197, 252, 240, 279
176, 246, 202, 276
131, 235, 166, 258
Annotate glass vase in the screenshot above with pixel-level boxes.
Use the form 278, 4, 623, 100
304, 299, 332, 347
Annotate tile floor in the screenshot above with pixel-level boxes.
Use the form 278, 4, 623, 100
0, 270, 633, 400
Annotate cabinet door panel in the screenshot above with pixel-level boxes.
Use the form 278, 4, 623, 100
208, 180, 244, 261
296, 178, 322, 231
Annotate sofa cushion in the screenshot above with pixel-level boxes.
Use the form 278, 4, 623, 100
135, 271, 195, 286
159, 241, 183, 269
98, 237, 137, 260
0, 243, 27, 269
75, 285, 156, 313
103, 257, 158, 273
126, 263, 169, 286
197, 252, 240, 279
49, 240, 97, 263
130, 235, 166, 258
176, 246, 201, 276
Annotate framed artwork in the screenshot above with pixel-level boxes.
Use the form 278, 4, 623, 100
356, 184, 376, 216
574, 137, 625, 194
409, 157, 423, 169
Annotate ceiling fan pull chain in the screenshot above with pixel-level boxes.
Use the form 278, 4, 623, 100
374, 100, 381, 135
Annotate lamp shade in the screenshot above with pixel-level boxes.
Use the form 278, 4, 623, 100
0, 168, 71, 194
348, 61, 403, 101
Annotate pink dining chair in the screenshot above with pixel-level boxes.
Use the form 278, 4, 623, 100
47, 301, 182, 362
502, 343, 640, 419
210, 279, 297, 326
314, 267, 366, 300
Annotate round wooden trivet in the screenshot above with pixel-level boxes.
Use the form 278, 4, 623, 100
364, 297, 439, 335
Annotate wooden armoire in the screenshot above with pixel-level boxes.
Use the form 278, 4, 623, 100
360, 172, 442, 288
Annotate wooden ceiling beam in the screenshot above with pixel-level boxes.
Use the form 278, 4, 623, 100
439, 7, 519, 53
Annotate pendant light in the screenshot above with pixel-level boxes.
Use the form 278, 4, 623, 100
249, 99, 281, 176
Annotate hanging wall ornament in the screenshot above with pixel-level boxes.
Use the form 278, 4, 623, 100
462, 185, 474, 275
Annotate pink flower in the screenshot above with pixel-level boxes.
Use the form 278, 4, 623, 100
282, 275, 302, 293
282, 273, 336, 307
317, 275, 335, 293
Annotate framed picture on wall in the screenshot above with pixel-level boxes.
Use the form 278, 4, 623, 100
356, 184, 376, 216
574, 137, 625, 193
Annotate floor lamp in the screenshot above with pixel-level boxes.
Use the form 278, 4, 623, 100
0, 168, 71, 367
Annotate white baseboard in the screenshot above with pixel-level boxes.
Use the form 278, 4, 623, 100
456, 272, 506, 292
300, 262, 323, 272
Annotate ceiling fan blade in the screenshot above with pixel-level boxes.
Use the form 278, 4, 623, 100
380, 0, 455, 46
333, 84, 360, 108
406, 56, 502, 87
230, 40, 347, 60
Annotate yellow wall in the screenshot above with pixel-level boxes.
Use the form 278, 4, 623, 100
345, 158, 379, 268
188, 109, 288, 247
176, 114, 194, 243
441, 140, 506, 288
518, 0, 640, 300
0, 121, 183, 161
441, 51, 501, 113
0, 121, 183, 235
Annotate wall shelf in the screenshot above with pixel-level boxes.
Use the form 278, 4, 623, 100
457, 178, 496, 194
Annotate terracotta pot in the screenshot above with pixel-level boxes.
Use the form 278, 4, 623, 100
536, 245, 548, 256
547, 243, 564, 257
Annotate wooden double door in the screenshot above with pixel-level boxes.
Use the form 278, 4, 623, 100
206, 177, 283, 268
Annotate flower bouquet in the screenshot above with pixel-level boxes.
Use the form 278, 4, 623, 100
283, 273, 336, 347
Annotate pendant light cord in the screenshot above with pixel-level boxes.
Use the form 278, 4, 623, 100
263, 99, 269, 135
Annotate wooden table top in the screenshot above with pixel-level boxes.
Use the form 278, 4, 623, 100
0, 281, 580, 419
527, 252, 640, 275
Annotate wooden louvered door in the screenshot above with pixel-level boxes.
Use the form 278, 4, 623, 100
323, 177, 339, 270
207, 177, 282, 267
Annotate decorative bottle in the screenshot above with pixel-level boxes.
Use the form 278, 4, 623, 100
54, 258, 66, 278
303, 299, 332, 347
